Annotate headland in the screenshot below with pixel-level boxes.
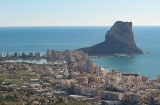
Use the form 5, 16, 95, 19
79, 21, 144, 55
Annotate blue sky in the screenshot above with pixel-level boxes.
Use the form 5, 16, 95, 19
0, 0, 160, 26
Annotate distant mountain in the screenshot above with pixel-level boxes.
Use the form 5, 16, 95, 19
79, 21, 144, 55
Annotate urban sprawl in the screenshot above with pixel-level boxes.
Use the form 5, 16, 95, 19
0, 49, 160, 105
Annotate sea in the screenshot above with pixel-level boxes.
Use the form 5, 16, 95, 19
0, 26, 160, 79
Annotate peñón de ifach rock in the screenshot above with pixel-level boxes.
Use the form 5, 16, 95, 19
79, 21, 144, 55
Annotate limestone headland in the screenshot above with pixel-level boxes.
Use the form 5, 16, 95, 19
79, 21, 144, 55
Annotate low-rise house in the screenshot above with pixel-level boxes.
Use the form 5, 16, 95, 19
122, 92, 141, 104
80, 86, 91, 96
52, 91, 66, 96
74, 86, 81, 95
90, 89, 98, 97
99, 91, 124, 101
29, 79, 40, 82
104, 100, 121, 105
141, 94, 151, 105
36, 89, 51, 93
82, 98, 96, 103
69, 95, 86, 101
29, 84, 42, 89
154, 97, 160, 105
55, 75, 63, 79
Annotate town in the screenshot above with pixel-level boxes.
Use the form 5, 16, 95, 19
0, 49, 160, 105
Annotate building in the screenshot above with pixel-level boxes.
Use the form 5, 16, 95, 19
43, 63, 46, 71
35, 52, 40, 58
55, 51, 61, 60
79, 60, 85, 70
85, 59, 94, 73
96, 66, 101, 76
100, 91, 124, 101
157, 75, 160, 82
34, 65, 37, 71
29, 52, 34, 57
121, 92, 141, 104
0, 53, 4, 58
141, 75, 149, 82
21, 52, 26, 58
46, 49, 51, 60
82, 54, 89, 60
17, 53, 21, 57
6, 52, 10, 58
14, 52, 18, 58
51, 50, 56, 60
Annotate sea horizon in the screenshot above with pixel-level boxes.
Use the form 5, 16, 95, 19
1, 25, 160, 27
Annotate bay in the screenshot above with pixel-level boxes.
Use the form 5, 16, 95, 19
0, 26, 160, 79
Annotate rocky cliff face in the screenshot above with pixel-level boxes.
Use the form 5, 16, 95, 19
79, 21, 144, 55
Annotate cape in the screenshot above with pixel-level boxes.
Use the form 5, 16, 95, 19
79, 21, 144, 55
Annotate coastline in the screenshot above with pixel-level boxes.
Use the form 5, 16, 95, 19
1, 53, 152, 80
89, 54, 132, 58
0, 50, 156, 80
1, 49, 160, 105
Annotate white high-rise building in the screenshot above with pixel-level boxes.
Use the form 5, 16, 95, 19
34, 65, 37, 71
157, 75, 160, 82
51, 50, 56, 60
29, 52, 33, 57
35, 52, 40, 58
6, 52, 10, 57
84, 59, 94, 73
46, 49, 51, 59
43, 63, 46, 71
87, 60, 94, 73
82, 54, 89, 60
0, 53, 4, 58
14, 52, 18, 58
96, 66, 101, 76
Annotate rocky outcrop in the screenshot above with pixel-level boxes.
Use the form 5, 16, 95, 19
79, 21, 144, 55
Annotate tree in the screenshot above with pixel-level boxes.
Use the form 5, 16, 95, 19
0, 97, 5, 105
